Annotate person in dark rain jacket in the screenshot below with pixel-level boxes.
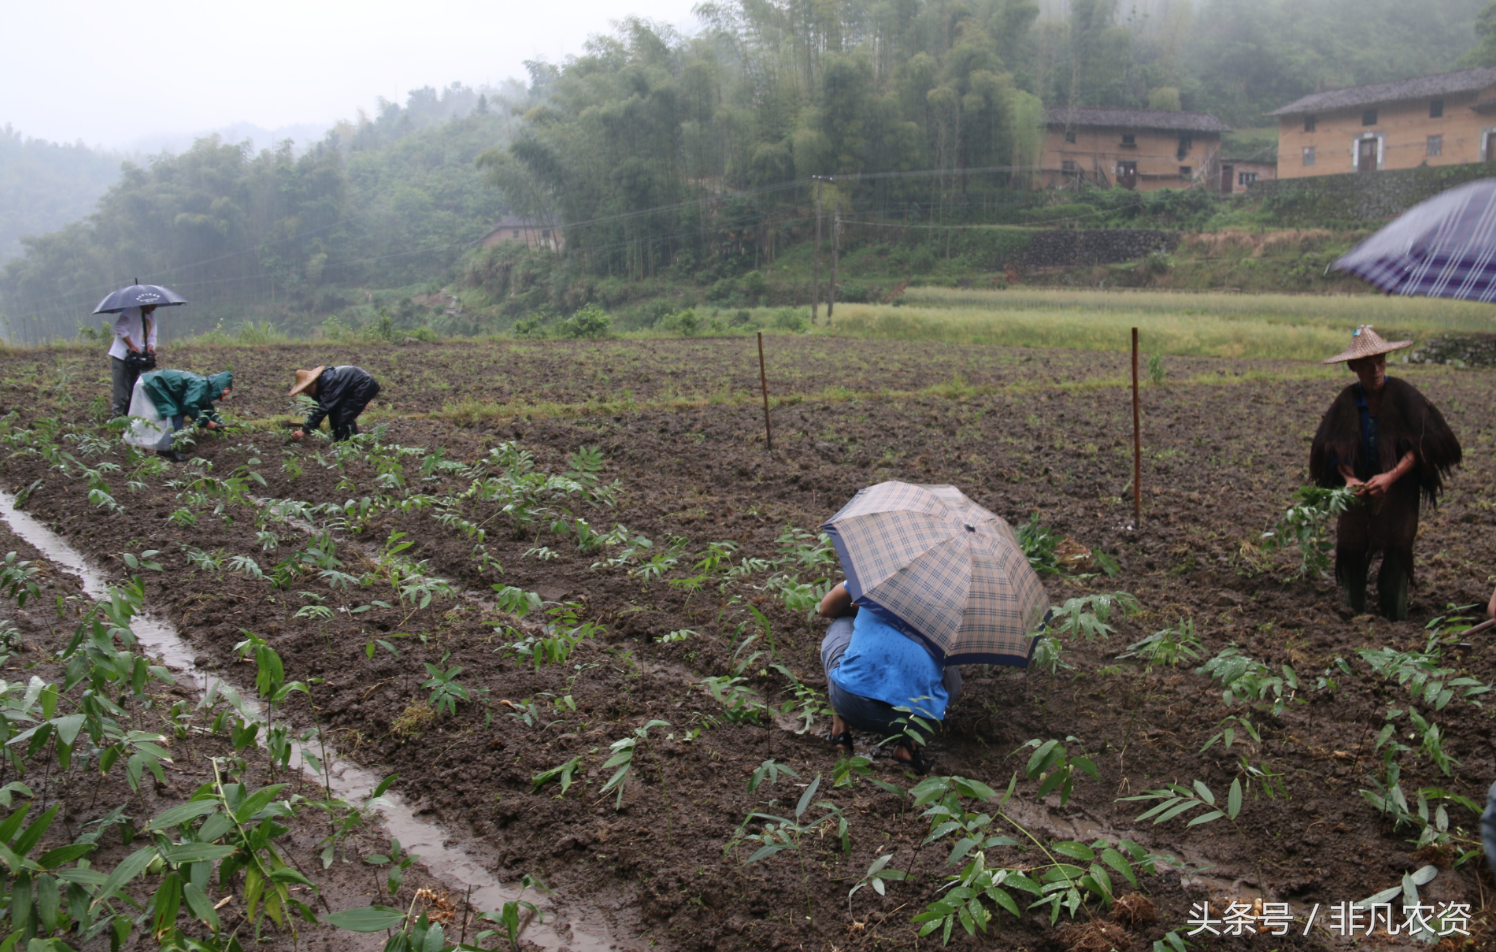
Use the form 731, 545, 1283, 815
1308, 326, 1461, 620
289, 365, 381, 441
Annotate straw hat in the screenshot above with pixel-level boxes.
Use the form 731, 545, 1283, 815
289, 366, 325, 397
1321, 325, 1413, 364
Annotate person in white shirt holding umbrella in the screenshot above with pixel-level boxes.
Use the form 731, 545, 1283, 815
92, 280, 187, 418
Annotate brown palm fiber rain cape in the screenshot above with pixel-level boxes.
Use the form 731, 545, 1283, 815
1308, 377, 1461, 504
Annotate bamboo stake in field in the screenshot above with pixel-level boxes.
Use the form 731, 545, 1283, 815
812, 178, 823, 323
1132, 327, 1142, 527
758, 331, 773, 452
829, 208, 839, 320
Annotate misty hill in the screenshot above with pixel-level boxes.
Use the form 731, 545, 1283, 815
0, 126, 122, 264
124, 120, 334, 160
2, 0, 1491, 340
0, 83, 519, 338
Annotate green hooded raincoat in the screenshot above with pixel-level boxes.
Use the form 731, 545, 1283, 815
140, 370, 232, 424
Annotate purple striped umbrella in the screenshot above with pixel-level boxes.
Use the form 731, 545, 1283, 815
1331, 178, 1496, 300
821, 481, 1049, 667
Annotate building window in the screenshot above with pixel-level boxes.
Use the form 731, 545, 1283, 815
1179, 165, 1192, 178
1177, 135, 1192, 158
1061, 160, 1077, 171
1362, 109, 1378, 126
1305, 116, 1317, 132
1121, 133, 1136, 146
1428, 134, 1443, 157
542, 229, 551, 239
1303, 146, 1316, 166
512, 229, 520, 238
1064, 131, 1076, 143
1238, 171, 1258, 186
1430, 99, 1444, 118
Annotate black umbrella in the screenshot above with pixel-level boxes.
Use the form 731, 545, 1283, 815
92, 279, 188, 315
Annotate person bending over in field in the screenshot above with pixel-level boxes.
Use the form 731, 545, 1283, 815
818, 581, 960, 774
1309, 326, 1460, 620
125, 369, 232, 462
289, 365, 381, 442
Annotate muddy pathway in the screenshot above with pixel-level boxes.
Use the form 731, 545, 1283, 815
2, 339, 1495, 951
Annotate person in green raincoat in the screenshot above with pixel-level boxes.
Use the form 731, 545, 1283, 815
131, 370, 233, 461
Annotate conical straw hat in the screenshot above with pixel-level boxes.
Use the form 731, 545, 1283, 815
289, 367, 325, 397
1321, 325, 1413, 364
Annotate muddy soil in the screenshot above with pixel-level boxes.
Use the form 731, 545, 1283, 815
0, 520, 456, 952
3, 338, 1495, 952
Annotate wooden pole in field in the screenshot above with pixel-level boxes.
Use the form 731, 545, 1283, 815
1131, 327, 1142, 527
812, 179, 823, 323
829, 208, 839, 320
758, 331, 774, 452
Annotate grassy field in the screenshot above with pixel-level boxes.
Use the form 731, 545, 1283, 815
829, 287, 1496, 360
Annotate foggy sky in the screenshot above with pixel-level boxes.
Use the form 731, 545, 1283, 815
5, 0, 701, 150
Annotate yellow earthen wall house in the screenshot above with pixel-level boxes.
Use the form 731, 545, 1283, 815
1271, 66, 1496, 179
1041, 107, 1231, 191
480, 215, 563, 251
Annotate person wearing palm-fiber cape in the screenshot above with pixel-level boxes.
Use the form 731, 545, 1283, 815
1308, 326, 1461, 620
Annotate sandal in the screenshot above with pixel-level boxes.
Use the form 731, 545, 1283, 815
893, 739, 929, 775
828, 730, 854, 756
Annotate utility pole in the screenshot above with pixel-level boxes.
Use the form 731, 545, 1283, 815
829, 208, 840, 320
812, 178, 823, 323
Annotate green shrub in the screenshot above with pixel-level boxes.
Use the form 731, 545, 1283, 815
740, 270, 768, 302
661, 308, 701, 336
772, 307, 807, 331
560, 304, 611, 339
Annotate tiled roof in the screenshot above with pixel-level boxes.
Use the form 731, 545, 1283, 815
1045, 106, 1232, 133
1269, 66, 1496, 116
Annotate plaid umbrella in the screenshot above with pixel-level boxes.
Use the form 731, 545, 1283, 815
821, 481, 1049, 667
1331, 178, 1496, 300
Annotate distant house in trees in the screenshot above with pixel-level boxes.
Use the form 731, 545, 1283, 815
480, 215, 562, 251
1270, 66, 1496, 178
1219, 157, 1277, 194
1040, 107, 1232, 192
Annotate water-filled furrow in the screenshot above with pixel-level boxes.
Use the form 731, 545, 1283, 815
0, 492, 624, 952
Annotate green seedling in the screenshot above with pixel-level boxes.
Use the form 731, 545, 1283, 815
1014, 737, 1098, 806
422, 662, 469, 716
532, 757, 581, 795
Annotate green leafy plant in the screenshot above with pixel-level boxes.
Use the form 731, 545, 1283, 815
599, 719, 672, 835
1013, 737, 1098, 806
1122, 777, 1262, 893
532, 757, 582, 795
1260, 485, 1358, 579
422, 661, 470, 716
1117, 617, 1202, 668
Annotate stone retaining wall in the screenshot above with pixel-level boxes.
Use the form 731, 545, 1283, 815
1246, 163, 1496, 222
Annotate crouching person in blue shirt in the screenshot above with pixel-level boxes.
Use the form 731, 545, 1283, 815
818, 581, 960, 774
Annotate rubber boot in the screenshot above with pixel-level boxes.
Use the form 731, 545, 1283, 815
1378, 553, 1411, 622
1338, 547, 1370, 615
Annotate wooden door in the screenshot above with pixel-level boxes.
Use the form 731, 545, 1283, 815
1357, 139, 1378, 172
1117, 161, 1138, 189
1221, 164, 1234, 193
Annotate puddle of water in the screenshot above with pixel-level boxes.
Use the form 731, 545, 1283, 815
0, 493, 625, 952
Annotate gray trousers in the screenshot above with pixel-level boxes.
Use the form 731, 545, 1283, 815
111, 357, 141, 418
155, 416, 185, 452
821, 615, 961, 741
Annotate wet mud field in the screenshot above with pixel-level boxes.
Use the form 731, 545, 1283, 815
2, 338, 1496, 951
